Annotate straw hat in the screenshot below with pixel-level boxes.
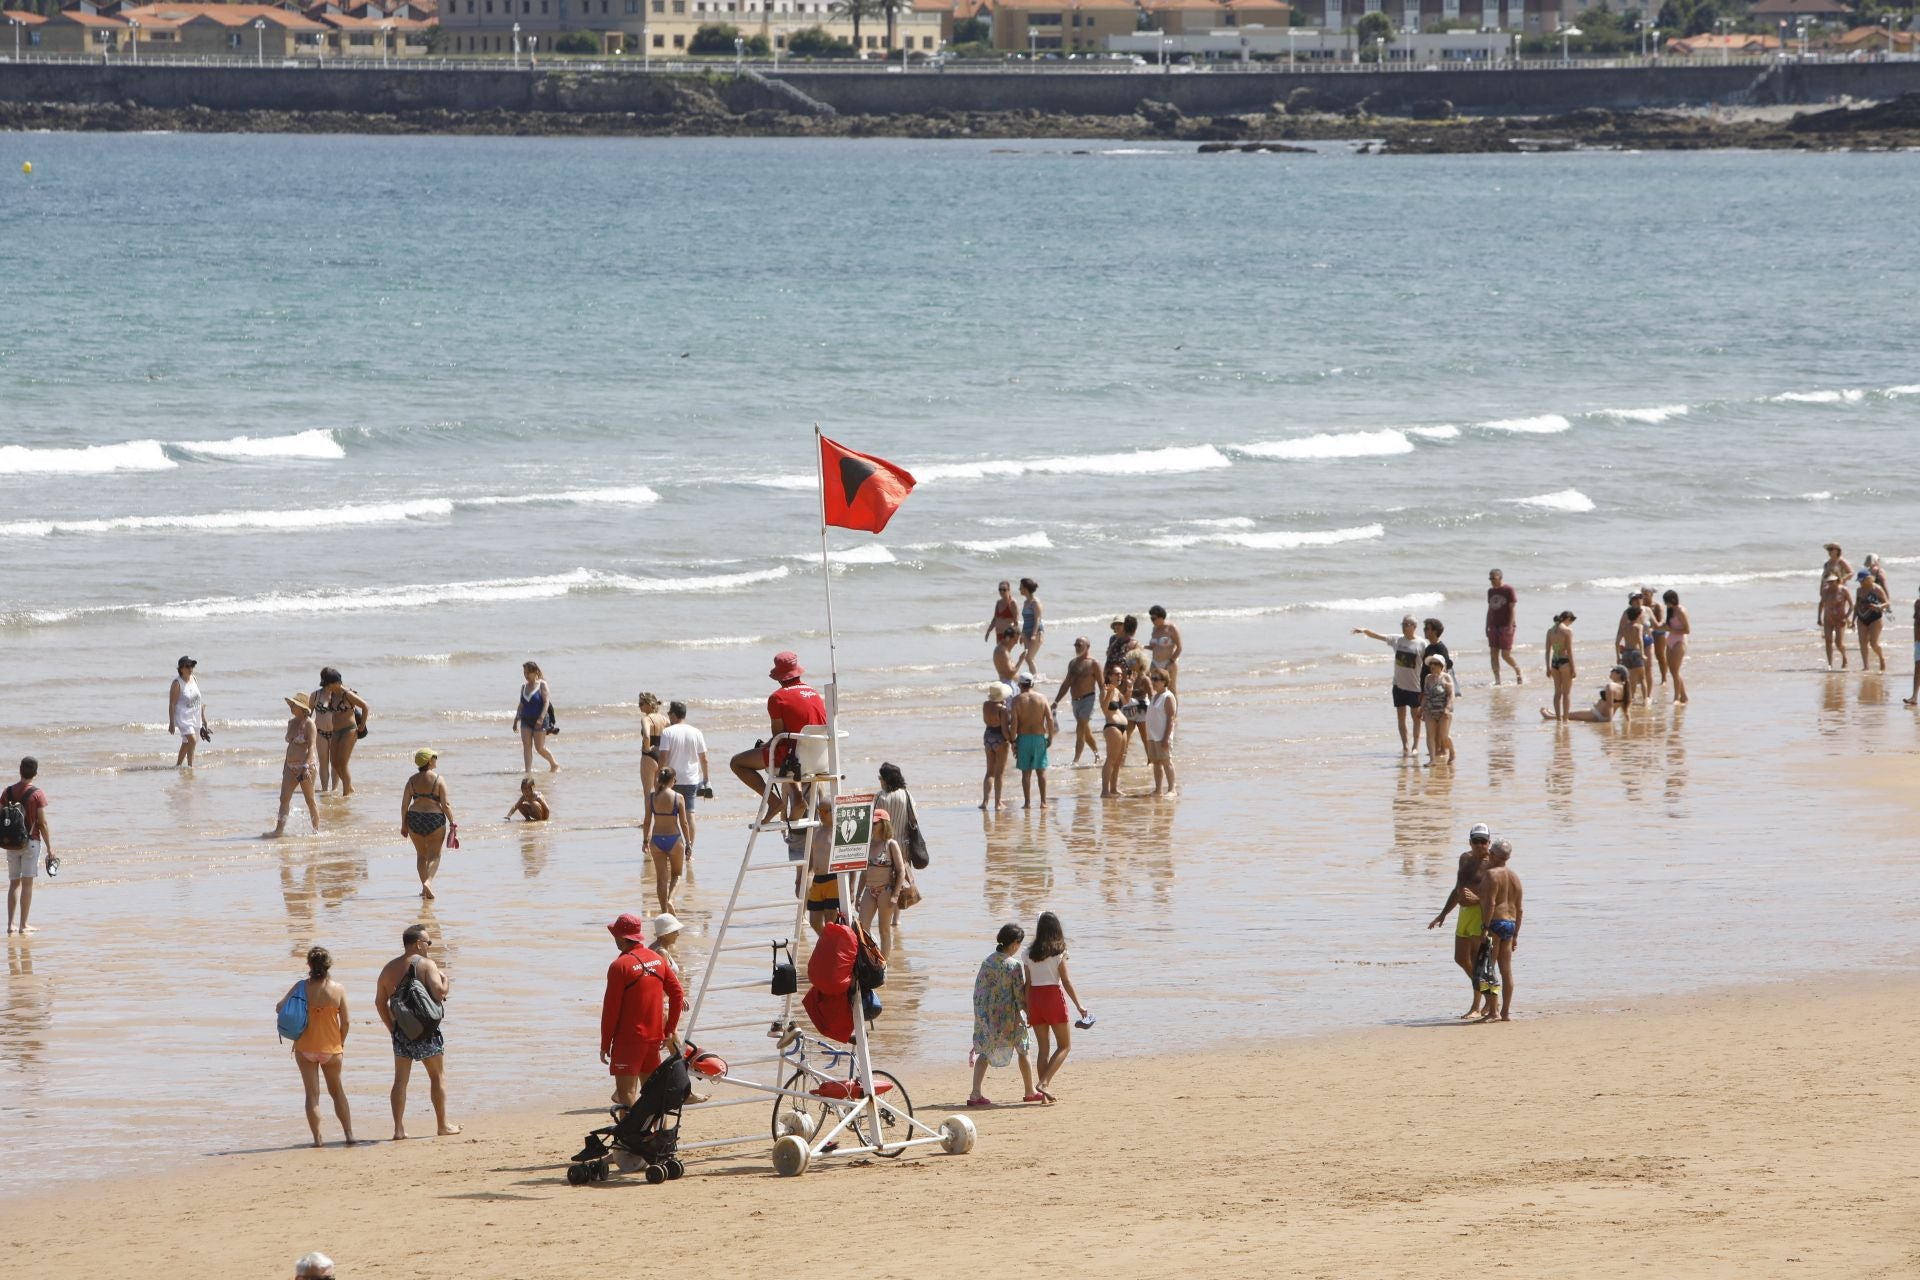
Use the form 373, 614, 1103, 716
285, 692, 311, 713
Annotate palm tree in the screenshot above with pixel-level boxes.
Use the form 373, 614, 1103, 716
879, 0, 911, 56
832, 0, 880, 50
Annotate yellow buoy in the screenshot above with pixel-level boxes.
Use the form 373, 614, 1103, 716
21, 162, 30, 174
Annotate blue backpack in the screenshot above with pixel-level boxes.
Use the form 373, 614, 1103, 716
278, 980, 310, 1042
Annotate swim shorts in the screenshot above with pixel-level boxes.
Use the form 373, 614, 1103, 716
1393, 686, 1422, 710
1016, 733, 1049, 772
6, 841, 40, 881
1486, 626, 1517, 651
1489, 919, 1518, 940
806, 873, 840, 912
392, 1027, 445, 1061
1071, 693, 1096, 724
1620, 648, 1645, 670
1455, 904, 1484, 939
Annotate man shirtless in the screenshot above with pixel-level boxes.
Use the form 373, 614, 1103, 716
1614, 598, 1650, 703
1482, 838, 1524, 1022
992, 628, 1020, 686
1427, 824, 1494, 1018
1009, 673, 1056, 809
375, 924, 460, 1140
1051, 638, 1103, 768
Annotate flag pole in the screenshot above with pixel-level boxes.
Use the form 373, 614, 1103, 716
813, 424, 841, 782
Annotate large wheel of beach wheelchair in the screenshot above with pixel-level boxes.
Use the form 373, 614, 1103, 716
939, 1114, 976, 1155
772, 1133, 811, 1178
774, 1069, 914, 1157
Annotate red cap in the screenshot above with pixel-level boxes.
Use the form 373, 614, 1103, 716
607, 912, 647, 943
769, 651, 804, 682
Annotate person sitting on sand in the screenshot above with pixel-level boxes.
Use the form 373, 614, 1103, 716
1546, 665, 1630, 723
503, 777, 548, 823
968, 923, 1037, 1108
267, 693, 320, 839
279, 945, 354, 1148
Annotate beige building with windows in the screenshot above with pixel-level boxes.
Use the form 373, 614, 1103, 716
1141, 0, 1289, 35
441, 0, 944, 55
991, 0, 1136, 53
112, 5, 333, 57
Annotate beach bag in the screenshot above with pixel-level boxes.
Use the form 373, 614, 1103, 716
544, 704, 559, 736
808, 922, 858, 997
0, 784, 34, 850
903, 794, 929, 871
770, 942, 797, 996
389, 957, 445, 1041
1474, 939, 1500, 994
802, 984, 854, 1044
894, 882, 922, 911
278, 980, 309, 1043
854, 924, 887, 993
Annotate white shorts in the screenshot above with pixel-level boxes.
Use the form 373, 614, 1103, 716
6, 840, 42, 881
1912, 642, 1920, 664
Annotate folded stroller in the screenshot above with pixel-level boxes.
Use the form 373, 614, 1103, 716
569, 1052, 690, 1186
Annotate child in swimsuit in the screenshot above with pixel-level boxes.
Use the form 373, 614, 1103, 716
503, 777, 549, 822
644, 767, 689, 914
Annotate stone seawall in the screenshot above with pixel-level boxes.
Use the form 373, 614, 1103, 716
2, 60, 1918, 122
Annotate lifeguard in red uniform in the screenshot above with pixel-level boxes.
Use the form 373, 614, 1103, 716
600, 912, 684, 1106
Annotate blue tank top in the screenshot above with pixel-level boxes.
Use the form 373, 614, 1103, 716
1022, 599, 1040, 638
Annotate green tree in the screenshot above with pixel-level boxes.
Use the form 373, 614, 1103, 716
831, 0, 880, 50
1354, 11, 1394, 43
786, 24, 856, 55
553, 29, 600, 52
952, 14, 988, 41
879, 0, 909, 56
689, 21, 743, 52
421, 21, 445, 52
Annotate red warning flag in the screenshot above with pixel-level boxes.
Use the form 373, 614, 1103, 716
819, 435, 916, 534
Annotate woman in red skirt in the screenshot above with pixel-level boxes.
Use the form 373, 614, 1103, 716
1022, 911, 1088, 1103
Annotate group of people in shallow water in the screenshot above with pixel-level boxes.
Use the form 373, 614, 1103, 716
979, 591, 1184, 806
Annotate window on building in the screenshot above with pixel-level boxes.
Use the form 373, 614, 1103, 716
625, 0, 636, 12
522, 0, 529, 10
542, 0, 549, 11
652, 0, 662, 10
484, 0, 491, 13
672, 0, 683, 12
653, 30, 663, 42
600, 0, 607, 13
672, 30, 684, 43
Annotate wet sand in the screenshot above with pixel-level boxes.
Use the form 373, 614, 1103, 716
6, 975, 1918, 1278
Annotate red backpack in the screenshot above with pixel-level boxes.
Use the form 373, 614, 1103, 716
807, 922, 858, 996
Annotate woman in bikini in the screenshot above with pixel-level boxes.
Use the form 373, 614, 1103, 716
515, 661, 559, 773
267, 691, 320, 838
979, 682, 1013, 811
1854, 569, 1889, 672
1820, 574, 1853, 670
1099, 662, 1132, 798
278, 945, 354, 1147
1546, 664, 1631, 723
637, 692, 668, 798
1147, 604, 1183, 693
1543, 612, 1577, 721
312, 667, 369, 797
984, 580, 1018, 645
402, 748, 455, 899
1662, 590, 1690, 704
1641, 585, 1671, 689
643, 765, 689, 914
856, 806, 913, 943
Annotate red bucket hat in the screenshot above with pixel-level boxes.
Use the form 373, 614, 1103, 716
607, 912, 648, 944
769, 651, 804, 682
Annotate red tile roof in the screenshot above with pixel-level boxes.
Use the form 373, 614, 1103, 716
3, 8, 50, 21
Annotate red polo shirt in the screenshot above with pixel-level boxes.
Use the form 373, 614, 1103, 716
766, 680, 826, 764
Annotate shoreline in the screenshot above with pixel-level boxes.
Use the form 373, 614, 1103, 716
4, 95, 1919, 149
6, 973, 1918, 1276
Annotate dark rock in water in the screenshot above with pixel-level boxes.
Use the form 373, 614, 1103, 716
1409, 98, 1455, 121
1788, 92, 1920, 133
1550, 107, 1617, 130
1136, 98, 1183, 132
1286, 86, 1327, 114
1197, 141, 1236, 153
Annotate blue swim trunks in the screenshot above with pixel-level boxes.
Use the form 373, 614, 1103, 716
1016, 733, 1049, 772
1489, 919, 1518, 940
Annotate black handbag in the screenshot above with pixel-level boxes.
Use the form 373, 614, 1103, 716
903, 793, 929, 871
770, 941, 797, 996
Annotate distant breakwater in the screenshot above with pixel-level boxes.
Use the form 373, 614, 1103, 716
5, 60, 1920, 124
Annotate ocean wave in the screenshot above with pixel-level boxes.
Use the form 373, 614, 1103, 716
1767, 389, 1864, 404
1797, 491, 1834, 502
1407, 425, 1460, 441
0, 487, 659, 539
1147, 523, 1385, 551
753, 444, 1231, 490
127, 567, 791, 621
1230, 429, 1413, 461
1475, 414, 1571, 434
665, 635, 765, 648
170, 430, 345, 461
0, 440, 176, 475
907, 531, 1053, 556
788, 545, 896, 567
1188, 517, 1256, 528
1307, 592, 1448, 612
1887, 385, 1920, 397
1589, 404, 1688, 424
1510, 489, 1596, 513
1585, 569, 1806, 590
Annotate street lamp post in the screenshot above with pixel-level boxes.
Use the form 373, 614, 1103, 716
1714, 15, 1731, 64
1795, 17, 1807, 60
1884, 15, 1894, 57
529, 34, 537, 63
1559, 22, 1580, 64
1373, 33, 1383, 63
127, 17, 138, 62
1287, 25, 1296, 64
380, 20, 392, 65
1160, 33, 1171, 72
11, 16, 21, 61
254, 16, 265, 64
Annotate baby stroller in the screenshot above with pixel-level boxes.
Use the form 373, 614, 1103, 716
569, 1052, 690, 1186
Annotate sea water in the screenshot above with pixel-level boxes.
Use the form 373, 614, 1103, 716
2, 134, 1918, 1183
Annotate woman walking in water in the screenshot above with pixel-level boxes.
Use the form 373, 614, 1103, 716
1819, 574, 1853, 670
168, 655, 207, 768
402, 748, 455, 899
1543, 612, 1577, 721
643, 765, 690, 914
1017, 578, 1045, 676
1662, 590, 1690, 704
1099, 662, 1132, 798
984, 580, 1018, 645
1023, 911, 1088, 1103
979, 682, 1013, 810
514, 661, 559, 772
1854, 569, 1889, 672
312, 668, 369, 797
267, 691, 320, 838
1147, 604, 1183, 693
636, 692, 668, 798
278, 945, 354, 1147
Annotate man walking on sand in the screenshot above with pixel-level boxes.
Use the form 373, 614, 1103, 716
4, 757, 53, 936
375, 923, 460, 1140
1428, 824, 1494, 1019
1486, 569, 1522, 685
1010, 672, 1056, 808
1482, 838, 1524, 1022
1051, 637, 1102, 768
658, 701, 709, 854
601, 912, 684, 1107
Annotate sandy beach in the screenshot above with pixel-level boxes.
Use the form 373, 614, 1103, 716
5, 976, 1916, 1278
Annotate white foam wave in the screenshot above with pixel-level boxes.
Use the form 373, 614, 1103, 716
1797, 491, 1834, 502
791, 544, 896, 566
949, 531, 1053, 554
1586, 569, 1805, 590
1768, 389, 1864, 404
1591, 404, 1688, 424
1145, 524, 1384, 551
0, 440, 176, 475
1407, 425, 1460, 441
924, 444, 1232, 482
461, 486, 660, 508
172, 430, 345, 461
1307, 592, 1448, 612
1476, 414, 1571, 434
1231, 429, 1412, 460
1510, 489, 1596, 513
666, 635, 765, 648
1887, 385, 1920, 397
1189, 517, 1256, 528
138, 567, 789, 620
